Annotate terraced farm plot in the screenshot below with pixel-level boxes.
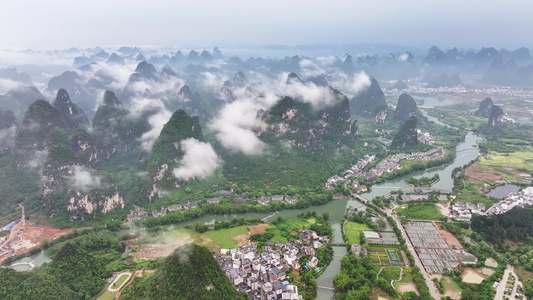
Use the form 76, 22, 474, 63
368, 246, 405, 266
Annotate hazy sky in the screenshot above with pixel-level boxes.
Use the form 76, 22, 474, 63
1, 0, 531, 50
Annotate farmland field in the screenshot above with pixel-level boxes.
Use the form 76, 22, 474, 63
396, 204, 444, 221
344, 221, 371, 245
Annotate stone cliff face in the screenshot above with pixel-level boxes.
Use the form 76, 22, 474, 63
488, 105, 504, 128
12, 92, 126, 220
92, 90, 149, 158
147, 109, 204, 200
350, 76, 388, 119
15, 100, 68, 154
52, 89, 89, 129
40, 126, 123, 220
394, 93, 418, 121
256, 90, 355, 152
476, 97, 494, 117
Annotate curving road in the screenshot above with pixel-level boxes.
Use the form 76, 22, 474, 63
108, 272, 132, 292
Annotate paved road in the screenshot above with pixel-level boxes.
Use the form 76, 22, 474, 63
108, 272, 132, 292
495, 266, 511, 300
495, 265, 522, 300
384, 207, 439, 300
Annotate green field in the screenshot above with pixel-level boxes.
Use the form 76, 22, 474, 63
344, 221, 371, 244
455, 192, 496, 207
204, 226, 249, 249
480, 149, 533, 174
396, 204, 444, 221
441, 275, 462, 296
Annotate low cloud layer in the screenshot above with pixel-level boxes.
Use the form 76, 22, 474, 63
129, 96, 172, 152
68, 165, 102, 192
209, 70, 371, 155
173, 138, 220, 181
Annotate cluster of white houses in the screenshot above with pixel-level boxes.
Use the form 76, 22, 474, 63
487, 187, 533, 216
215, 230, 329, 300
326, 147, 446, 188
451, 202, 486, 222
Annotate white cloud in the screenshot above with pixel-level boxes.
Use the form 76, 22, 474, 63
299, 59, 325, 78
199, 71, 228, 94
209, 98, 267, 155
173, 138, 220, 181
27, 150, 48, 169
0, 78, 26, 94
68, 165, 101, 192
398, 53, 410, 62
328, 71, 371, 98
129, 96, 172, 152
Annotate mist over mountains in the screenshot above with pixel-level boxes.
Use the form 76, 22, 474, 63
0, 44, 531, 221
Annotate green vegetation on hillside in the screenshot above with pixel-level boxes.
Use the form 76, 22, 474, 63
120, 244, 248, 300
0, 269, 77, 300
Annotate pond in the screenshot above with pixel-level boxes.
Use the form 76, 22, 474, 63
486, 184, 521, 199
8, 250, 51, 271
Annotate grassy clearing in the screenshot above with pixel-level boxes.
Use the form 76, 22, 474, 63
96, 289, 118, 300
380, 267, 402, 281
481, 149, 533, 173
396, 204, 444, 221
441, 275, 462, 296
344, 221, 372, 231
394, 272, 414, 289
204, 226, 249, 249
96, 273, 131, 300
344, 221, 372, 244
113, 273, 130, 287
455, 192, 496, 208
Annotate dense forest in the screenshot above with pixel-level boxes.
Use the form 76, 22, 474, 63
120, 244, 248, 300
471, 207, 533, 248
0, 242, 109, 300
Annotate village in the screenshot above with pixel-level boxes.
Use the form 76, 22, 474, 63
325, 147, 446, 190
486, 186, 533, 216
126, 193, 299, 222
214, 229, 329, 300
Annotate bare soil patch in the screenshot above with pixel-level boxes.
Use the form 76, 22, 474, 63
479, 267, 495, 276
461, 268, 486, 284
130, 236, 193, 260
248, 224, 268, 235
437, 225, 463, 250
397, 283, 419, 294
485, 257, 498, 268
466, 164, 522, 183
233, 234, 249, 247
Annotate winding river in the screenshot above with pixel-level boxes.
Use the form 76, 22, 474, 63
16, 102, 482, 299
